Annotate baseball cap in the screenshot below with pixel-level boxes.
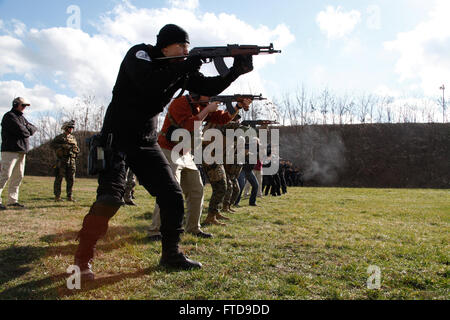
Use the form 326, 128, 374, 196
13, 97, 31, 107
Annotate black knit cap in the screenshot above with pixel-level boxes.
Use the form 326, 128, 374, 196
156, 24, 190, 49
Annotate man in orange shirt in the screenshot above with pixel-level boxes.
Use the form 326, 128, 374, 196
148, 93, 251, 240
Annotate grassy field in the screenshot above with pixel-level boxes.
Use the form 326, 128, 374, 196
0, 176, 448, 300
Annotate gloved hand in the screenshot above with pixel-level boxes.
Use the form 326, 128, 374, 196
181, 54, 203, 73
232, 55, 254, 75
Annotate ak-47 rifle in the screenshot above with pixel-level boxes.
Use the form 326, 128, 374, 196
241, 120, 279, 127
157, 43, 281, 77
209, 94, 267, 114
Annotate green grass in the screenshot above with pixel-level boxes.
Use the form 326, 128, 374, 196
0, 176, 448, 300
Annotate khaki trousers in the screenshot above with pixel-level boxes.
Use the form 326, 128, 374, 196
148, 148, 204, 236
0, 152, 26, 204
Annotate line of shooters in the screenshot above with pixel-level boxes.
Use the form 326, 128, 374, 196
2, 24, 285, 280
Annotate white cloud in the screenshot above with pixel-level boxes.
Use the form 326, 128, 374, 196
0, 80, 78, 119
98, 3, 294, 50
0, 19, 27, 37
26, 27, 129, 99
341, 37, 363, 55
374, 85, 401, 98
0, 1, 293, 117
384, 0, 450, 96
0, 35, 37, 76
366, 5, 381, 30
12, 19, 26, 37
167, 0, 199, 11
316, 6, 361, 40
0, 27, 128, 101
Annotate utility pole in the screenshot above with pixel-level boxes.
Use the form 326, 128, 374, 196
439, 85, 446, 123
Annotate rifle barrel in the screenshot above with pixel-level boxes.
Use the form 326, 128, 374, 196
155, 43, 281, 61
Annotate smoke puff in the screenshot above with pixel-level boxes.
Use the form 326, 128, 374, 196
280, 126, 347, 185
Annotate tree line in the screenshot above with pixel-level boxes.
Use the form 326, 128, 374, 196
28, 87, 448, 150
271, 86, 447, 126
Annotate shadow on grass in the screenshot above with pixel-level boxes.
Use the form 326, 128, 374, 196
24, 196, 91, 208
0, 226, 160, 297
0, 266, 159, 299
29, 197, 57, 201
0, 246, 46, 289
28, 203, 92, 209
39, 225, 149, 244
131, 211, 153, 221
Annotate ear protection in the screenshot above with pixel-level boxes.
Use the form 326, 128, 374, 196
12, 98, 20, 108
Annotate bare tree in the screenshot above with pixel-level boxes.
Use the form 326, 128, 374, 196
368, 95, 379, 124
27, 94, 107, 176
270, 97, 283, 125
217, 85, 449, 127
346, 100, 356, 124
280, 92, 295, 126
435, 96, 447, 124
337, 94, 350, 125
319, 88, 330, 124
377, 96, 391, 123
357, 93, 376, 124
329, 92, 337, 125
63, 95, 105, 133
295, 84, 308, 125
31, 110, 66, 148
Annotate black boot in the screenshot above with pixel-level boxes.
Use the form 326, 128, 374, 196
124, 199, 137, 206
159, 233, 202, 270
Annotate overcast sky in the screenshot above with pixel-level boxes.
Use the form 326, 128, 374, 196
0, 0, 448, 120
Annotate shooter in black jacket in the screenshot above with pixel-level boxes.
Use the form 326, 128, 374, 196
74, 24, 253, 279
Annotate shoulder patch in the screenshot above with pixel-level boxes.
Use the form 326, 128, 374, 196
136, 50, 152, 62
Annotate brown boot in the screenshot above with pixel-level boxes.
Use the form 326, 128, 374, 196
74, 214, 109, 281
202, 212, 226, 226
55, 196, 64, 202
73, 203, 119, 280
216, 212, 230, 221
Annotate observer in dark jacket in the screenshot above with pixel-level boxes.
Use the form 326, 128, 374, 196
0, 97, 37, 210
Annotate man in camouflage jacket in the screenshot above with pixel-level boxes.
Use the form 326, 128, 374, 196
51, 120, 80, 201
203, 115, 251, 224
222, 122, 245, 213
